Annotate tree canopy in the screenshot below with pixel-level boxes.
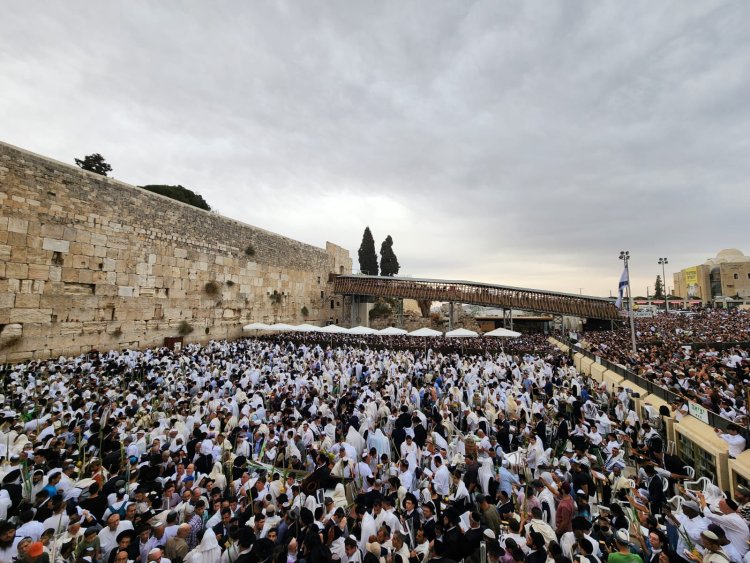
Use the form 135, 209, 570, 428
358, 227, 379, 275
654, 275, 664, 299
74, 153, 112, 176
379, 235, 400, 276
140, 185, 211, 211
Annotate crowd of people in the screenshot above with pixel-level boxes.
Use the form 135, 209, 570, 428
0, 310, 748, 563
579, 309, 750, 426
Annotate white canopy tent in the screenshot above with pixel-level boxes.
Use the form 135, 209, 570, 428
409, 327, 443, 337
318, 324, 349, 334
348, 325, 379, 335
378, 326, 408, 336
484, 327, 521, 338
292, 324, 322, 332
267, 323, 296, 331
242, 322, 269, 331
445, 328, 479, 338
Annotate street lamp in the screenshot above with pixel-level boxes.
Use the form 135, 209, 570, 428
658, 257, 669, 312
620, 251, 637, 355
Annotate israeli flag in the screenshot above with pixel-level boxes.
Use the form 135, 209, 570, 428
615, 267, 629, 309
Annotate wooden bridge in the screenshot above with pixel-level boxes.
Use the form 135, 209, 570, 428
333, 275, 619, 320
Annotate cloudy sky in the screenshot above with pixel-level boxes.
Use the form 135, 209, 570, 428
2, 1, 749, 297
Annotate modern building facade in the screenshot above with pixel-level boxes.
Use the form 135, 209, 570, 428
673, 249, 750, 303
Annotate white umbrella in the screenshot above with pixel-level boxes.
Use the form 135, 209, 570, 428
484, 327, 521, 338
445, 328, 479, 338
409, 327, 443, 337
292, 324, 322, 332
318, 324, 349, 334
348, 325, 379, 335
267, 323, 295, 331
378, 326, 408, 336
243, 322, 269, 331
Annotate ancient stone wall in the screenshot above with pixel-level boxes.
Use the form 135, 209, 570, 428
0, 141, 352, 362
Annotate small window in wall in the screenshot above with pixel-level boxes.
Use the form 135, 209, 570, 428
320, 291, 324, 299
734, 273, 740, 280
330, 300, 334, 309
336, 301, 340, 306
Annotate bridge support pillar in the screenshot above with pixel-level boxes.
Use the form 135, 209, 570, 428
397, 299, 404, 328
449, 302, 454, 331
503, 308, 513, 331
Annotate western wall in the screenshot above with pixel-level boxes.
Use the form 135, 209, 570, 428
0, 141, 352, 363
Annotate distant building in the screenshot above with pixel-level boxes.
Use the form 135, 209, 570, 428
673, 249, 750, 303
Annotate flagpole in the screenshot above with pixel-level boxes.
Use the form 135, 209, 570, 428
619, 251, 637, 355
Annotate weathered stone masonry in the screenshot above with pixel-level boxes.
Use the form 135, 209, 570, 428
0, 141, 351, 362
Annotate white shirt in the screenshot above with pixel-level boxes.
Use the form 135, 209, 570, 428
719, 433, 746, 458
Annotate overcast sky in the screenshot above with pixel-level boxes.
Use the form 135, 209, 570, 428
2, 1, 749, 297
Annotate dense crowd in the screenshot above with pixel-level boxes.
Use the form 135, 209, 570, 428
579, 309, 750, 425
0, 320, 748, 563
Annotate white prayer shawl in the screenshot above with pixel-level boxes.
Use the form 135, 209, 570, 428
346, 427, 366, 457
185, 529, 221, 563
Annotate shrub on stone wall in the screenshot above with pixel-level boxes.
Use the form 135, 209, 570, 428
369, 302, 391, 320
204, 281, 220, 295
226, 280, 235, 287
245, 244, 256, 257
270, 290, 283, 305
301, 306, 309, 317
177, 320, 194, 336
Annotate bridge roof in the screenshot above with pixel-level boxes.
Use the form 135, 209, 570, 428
333, 274, 620, 320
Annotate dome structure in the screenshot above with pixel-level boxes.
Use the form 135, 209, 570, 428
705, 248, 750, 265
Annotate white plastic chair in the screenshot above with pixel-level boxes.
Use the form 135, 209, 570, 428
683, 466, 695, 480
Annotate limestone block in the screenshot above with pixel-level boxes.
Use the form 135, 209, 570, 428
78, 269, 94, 284
0, 245, 10, 260
75, 230, 91, 243
27, 264, 49, 281
92, 271, 108, 284
6, 232, 26, 247
94, 245, 107, 258
49, 266, 61, 282
106, 271, 117, 284
0, 323, 22, 337
63, 227, 77, 241
42, 238, 70, 253
135, 262, 150, 275
94, 284, 117, 297
6, 262, 28, 279
40, 224, 64, 238
7, 217, 28, 234
102, 258, 116, 271
10, 308, 51, 323
0, 293, 15, 308
73, 255, 89, 269
174, 248, 187, 259
14, 293, 40, 308
118, 286, 136, 297
90, 233, 107, 246
59, 323, 83, 336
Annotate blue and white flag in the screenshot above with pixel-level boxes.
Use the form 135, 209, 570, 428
615, 267, 629, 309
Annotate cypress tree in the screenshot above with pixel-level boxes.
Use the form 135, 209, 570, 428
379, 235, 400, 276
358, 227, 379, 275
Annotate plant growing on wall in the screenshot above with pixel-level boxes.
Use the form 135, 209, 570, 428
140, 184, 211, 210
270, 290, 283, 305
226, 280, 235, 287
74, 153, 113, 176
177, 320, 194, 336
245, 244, 256, 257
204, 281, 220, 295
301, 306, 309, 317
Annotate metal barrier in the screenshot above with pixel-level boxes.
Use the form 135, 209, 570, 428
555, 336, 750, 441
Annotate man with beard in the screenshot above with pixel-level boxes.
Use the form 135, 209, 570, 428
0, 520, 20, 563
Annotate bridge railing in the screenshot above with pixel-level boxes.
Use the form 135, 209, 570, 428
334, 275, 620, 320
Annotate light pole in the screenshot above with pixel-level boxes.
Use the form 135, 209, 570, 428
620, 251, 637, 355
658, 257, 669, 312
